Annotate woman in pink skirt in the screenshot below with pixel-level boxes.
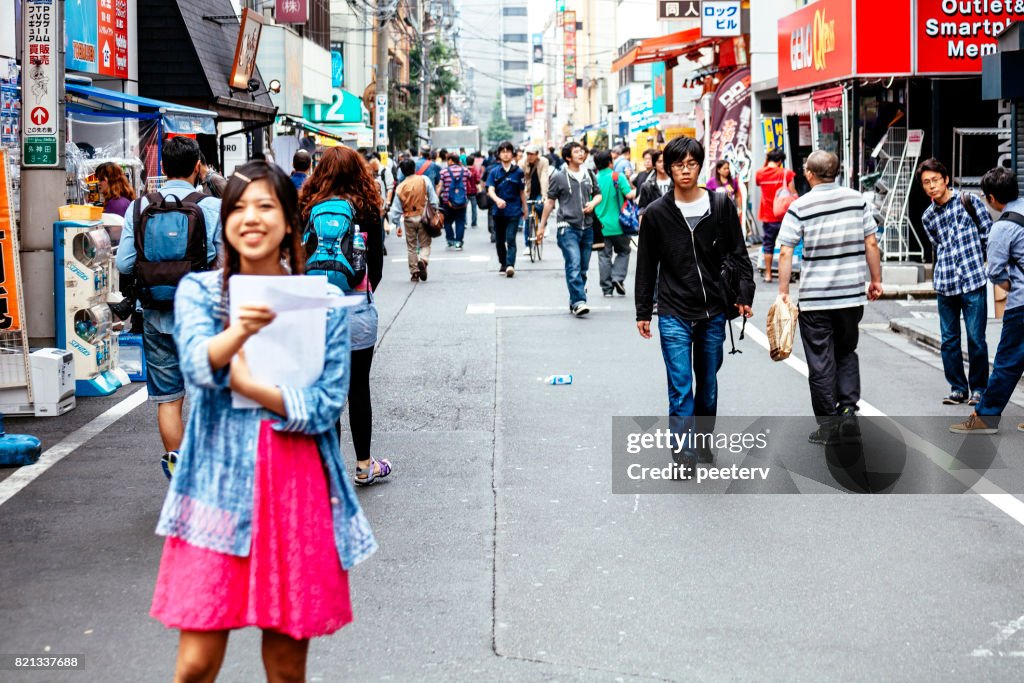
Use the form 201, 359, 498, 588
151, 161, 376, 682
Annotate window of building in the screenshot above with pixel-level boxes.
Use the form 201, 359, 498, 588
503, 7, 528, 16
504, 34, 528, 43
294, 0, 331, 52
504, 61, 529, 71
509, 117, 527, 132
504, 87, 527, 98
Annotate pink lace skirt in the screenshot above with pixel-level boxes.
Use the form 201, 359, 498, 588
151, 422, 352, 640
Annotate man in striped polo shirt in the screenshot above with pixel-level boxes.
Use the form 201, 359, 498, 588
777, 151, 883, 442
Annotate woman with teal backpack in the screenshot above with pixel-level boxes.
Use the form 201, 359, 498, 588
299, 147, 393, 486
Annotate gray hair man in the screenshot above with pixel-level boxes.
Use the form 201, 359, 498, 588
777, 150, 883, 444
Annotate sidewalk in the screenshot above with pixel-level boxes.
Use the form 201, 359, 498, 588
890, 316, 1004, 367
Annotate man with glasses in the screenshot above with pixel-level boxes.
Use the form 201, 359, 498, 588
919, 157, 992, 407
950, 166, 1024, 434
635, 137, 754, 433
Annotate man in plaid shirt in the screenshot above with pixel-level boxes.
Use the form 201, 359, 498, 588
919, 158, 992, 406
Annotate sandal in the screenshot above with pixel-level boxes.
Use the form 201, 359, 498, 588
354, 457, 392, 486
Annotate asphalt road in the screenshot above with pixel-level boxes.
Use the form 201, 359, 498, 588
2, 221, 1024, 682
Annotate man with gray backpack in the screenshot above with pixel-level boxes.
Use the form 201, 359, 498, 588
116, 136, 222, 479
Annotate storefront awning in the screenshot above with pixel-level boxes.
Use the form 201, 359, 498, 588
279, 115, 354, 143
812, 86, 845, 114
66, 83, 218, 134
612, 29, 721, 72
781, 94, 811, 117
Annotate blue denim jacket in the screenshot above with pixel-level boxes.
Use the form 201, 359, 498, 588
155, 271, 377, 569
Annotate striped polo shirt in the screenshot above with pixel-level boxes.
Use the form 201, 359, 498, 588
778, 182, 876, 311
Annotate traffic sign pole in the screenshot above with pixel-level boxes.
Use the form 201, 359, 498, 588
19, 0, 66, 344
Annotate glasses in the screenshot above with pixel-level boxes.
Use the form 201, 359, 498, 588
921, 178, 945, 187
670, 160, 702, 171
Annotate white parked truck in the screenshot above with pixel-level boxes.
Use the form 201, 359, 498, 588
429, 126, 482, 154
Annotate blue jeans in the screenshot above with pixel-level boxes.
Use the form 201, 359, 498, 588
556, 226, 593, 306
493, 214, 519, 269
937, 286, 989, 394
471, 196, 478, 226
658, 314, 727, 417
444, 205, 467, 245
976, 306, 1024, 416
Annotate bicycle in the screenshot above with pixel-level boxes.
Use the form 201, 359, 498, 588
524, 199, 544, 263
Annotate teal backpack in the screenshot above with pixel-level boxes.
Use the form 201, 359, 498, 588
303, 199, 364, 291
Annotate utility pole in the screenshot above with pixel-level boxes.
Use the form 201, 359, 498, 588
417, 2, 430, 144
20, 0, 66, 346
374, 0, 390, 162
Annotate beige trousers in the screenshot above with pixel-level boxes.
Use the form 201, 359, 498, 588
404, 216, 432, 274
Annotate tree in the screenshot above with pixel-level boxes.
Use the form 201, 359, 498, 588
486, 93, 513, 147
410, 42, 461, 122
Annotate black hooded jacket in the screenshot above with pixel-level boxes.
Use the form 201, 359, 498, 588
635, 189, 755, 321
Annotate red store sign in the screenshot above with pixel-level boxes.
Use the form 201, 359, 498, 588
778, 0, 917, 92
917, 0, 1024, 74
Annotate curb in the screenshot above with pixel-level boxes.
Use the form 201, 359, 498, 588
888, 319, 941, 351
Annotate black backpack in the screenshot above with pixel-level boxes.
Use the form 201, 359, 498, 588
133, 192, 212, 311
709, 191, 750, 353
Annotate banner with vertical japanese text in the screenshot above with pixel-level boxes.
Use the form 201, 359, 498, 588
707, 68, 752, 182
563, 11, 577, 99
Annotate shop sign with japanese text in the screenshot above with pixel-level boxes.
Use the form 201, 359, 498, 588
658, 1, 700, 21
230, 9, 265, 90
563, 11, 577, 99
375, 94, 388, 148
777, 0, 853, 92
701, 1, 741, 37
23, 0, 60, 167
277, 0, 308, 24
66, 0, 129, 78
917, 0, 1024, 74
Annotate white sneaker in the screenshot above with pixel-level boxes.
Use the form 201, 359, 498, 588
571, 303, 590, 317
506, 266, 515, 278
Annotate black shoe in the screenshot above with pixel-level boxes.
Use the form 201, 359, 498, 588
613, 281, 626, 296
571, 302, 590, 317
697, 445, 715, 464
808, 422, 841, 446
943, 390, 968, 405
418, 260, 428, 282
838, 407, 861, 439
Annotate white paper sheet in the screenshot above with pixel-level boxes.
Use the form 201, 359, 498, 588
228, 275, 346, 409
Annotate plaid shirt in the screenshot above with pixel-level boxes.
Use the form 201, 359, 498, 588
921, 191, 992, 296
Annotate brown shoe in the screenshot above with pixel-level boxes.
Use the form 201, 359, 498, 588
949, 413, 997, 435
1018, 423, 1024, 433
418, 260, 428, 282
410, 272, 419, 282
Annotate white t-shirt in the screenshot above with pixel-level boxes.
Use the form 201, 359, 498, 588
656, 179, 672, 196
567, 168, 587, 185
675, 191, 711, 231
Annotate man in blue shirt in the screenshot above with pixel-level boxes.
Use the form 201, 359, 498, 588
116, 136, 222, 478
290, 149, 311, 190
952, 166, 1024, 434
486, 140, 527, 277
919, 157, 992, 407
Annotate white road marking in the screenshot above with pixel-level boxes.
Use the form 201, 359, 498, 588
390, 255, 489, 263
896, 300, 936, 307
971, 613, 1024, 657
737, 320, 1024, 530
0, 389, 149, 509
737, 323, 884, 416
467, 303, 613, 314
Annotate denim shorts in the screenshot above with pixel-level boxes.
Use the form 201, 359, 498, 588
349, 295, 379, 351
143, 319, 185, 403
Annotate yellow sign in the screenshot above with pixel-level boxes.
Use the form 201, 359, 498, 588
0, 150, 24, 330
813, 9, 836, 72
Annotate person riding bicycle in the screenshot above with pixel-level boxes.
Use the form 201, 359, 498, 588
520, 145, 550, 248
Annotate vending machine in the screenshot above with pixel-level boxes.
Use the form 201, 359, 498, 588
54, 219, 124, 396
